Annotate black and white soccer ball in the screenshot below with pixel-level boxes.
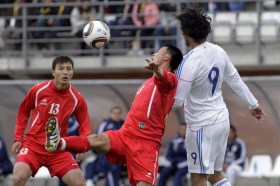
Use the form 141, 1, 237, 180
83, 20, 111, 48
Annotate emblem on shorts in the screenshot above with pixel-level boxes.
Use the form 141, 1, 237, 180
139, 122, 145, 129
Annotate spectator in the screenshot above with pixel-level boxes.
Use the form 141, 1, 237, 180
33, 0, 57, 50
4, 0, 33, 51
223, 125, 246, 186
132, 0, 159, 52
50, 0, 73, 39
157, 124, 188, 186
108, 0, 136, 48
70, 0, 101, 52
228, 1, 246, 11
85, 106, 124, 186
0, 137, 13, 177
208, 0, 228, 12
155, 0, 177, 51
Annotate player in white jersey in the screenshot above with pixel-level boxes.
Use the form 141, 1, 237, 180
172, 4, 266, 186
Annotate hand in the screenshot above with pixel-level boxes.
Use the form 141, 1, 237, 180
11, 141, 23, 155
76, 153, 84, 163
145, 58, 159, 71
250, 106, 267, 124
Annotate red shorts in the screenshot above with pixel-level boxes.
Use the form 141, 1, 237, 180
16, 143, 79, 178
105, 130, 160, 186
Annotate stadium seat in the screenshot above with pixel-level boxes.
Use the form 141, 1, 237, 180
261, 12, 280, 43
212, 12, 237, 44
240, 155, 272, 177
235, 12, 258, 44
263, 155, 280, 186
264, 155, 280, 178
30, 166, 53, 186
263, 0, 277, 9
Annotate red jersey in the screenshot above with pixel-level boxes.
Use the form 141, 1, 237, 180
121, 69, 178, 143
14, 80, 91, 149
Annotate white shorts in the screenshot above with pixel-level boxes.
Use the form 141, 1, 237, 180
185, 118, 230, 174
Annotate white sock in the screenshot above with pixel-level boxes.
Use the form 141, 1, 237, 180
212, 178, 231, 186
86, 179, 95, 186
60, 138, 66, 150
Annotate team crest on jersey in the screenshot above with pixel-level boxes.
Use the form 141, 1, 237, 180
40, 99, 48, 106
139, 122, 145, 129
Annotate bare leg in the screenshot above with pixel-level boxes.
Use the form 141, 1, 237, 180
208, 171, 225, 184
62, 168, 86, 186
191, 173, 208, 186
13, 162, 32, 186
87, 133, 110, 154
136, 181, 153, 186
60, 133, 110, 154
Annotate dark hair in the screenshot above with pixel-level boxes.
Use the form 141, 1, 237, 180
110, 106, 122, 113
164, 44, 183, 72
52, 56, 74, 70
176, 3, 211, 43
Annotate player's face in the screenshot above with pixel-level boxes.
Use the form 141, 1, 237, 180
152, 47, 168, 67
52, 62, 73, 86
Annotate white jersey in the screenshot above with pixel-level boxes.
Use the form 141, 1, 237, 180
174, 41, 258, 127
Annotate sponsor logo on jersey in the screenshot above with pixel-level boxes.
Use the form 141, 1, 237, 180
40, 99, 48, 105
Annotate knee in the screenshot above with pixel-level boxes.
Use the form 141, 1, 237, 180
13, 172, 29, 184
87, 134, 110, 154
72, 179, 85, 186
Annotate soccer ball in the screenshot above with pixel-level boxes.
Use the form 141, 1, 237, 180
83, 20, 110, 49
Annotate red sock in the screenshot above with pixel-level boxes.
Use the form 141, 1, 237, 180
57, 136, 91, 153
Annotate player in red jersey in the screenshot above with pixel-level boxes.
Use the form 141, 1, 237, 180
11, 56, 91, 186
45, 44, 183, 186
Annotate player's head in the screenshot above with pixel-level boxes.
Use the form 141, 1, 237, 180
52, 56, 74, 70
176, 3, 211, 47
164, 44, 183, 72
110, 106, 123, 122
52, 56, 74, 88
152, 44, 183, 73
229, 125, 237, 141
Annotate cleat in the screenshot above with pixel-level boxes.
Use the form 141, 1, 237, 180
45, 116, 60, 152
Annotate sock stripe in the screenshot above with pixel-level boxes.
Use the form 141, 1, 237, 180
217, 180, 229, 186
60, 138, 66, 150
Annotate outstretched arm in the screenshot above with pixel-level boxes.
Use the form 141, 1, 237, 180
145, 58, 163, 79
224, 56, 266, 124
145, 58, 177, 94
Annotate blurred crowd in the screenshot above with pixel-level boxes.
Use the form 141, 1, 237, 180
0, 0, 279, 55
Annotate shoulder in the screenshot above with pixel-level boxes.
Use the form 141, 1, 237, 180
30, 80, 51, 93
69, 85, 85, 100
